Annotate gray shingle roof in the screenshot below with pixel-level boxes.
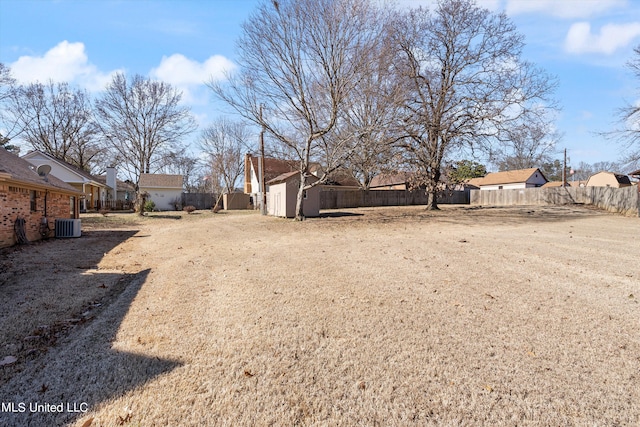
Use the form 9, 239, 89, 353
0, 148, 80, 194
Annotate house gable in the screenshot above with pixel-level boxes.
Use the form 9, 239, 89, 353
22, 151, 105, 187
586, 171, 632, 188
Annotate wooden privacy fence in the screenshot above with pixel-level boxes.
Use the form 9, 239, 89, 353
470, 186, 639, 217
182, 193, 214, 210
320, 189, 470, 210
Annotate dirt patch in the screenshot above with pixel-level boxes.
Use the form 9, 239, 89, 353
0, 206, 638, 426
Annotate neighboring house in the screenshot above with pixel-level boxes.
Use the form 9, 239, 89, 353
267, 171, 320, 218
22, 150, 107, 212
244, 154, 299, 210
465, 177, 484, 189
369, 172, 413, 190
138, 173, 184, 211
95, 169, 136, 204
319, 168, 361, 191
1, 148, 82, 248
473, 168, 547, 190
586, 171, 632, 188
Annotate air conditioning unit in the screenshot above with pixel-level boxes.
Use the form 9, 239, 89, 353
55, 219, 81, 238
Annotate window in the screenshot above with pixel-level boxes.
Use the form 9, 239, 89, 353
30, 190, 37, 212
498, 185, 503, 190
70, 196, 76, 218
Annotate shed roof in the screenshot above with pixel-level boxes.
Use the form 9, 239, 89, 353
475, 168, 546, 186
0, 148, 81, 194
267, 171, 322, 186
139, 173, 183, 189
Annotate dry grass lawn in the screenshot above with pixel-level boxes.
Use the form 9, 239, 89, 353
0, 205, 638, 426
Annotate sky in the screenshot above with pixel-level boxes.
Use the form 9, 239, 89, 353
1, 0, 640, 171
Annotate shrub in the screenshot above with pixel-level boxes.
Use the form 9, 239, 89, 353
143, 200, 156, 212
170, 197, 183, 211
183, 205, 196, 214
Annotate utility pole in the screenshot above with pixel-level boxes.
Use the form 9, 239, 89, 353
259, 105, 267, 215
562, 148, 567, 187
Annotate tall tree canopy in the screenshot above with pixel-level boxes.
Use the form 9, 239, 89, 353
393, 0, 557, 209
211, 0, 385, 219
9, 80, 100, 170
607, 44, 640, 170
0, 63, 19, 153
95, 73, 197, 184
199, 117, 250, 194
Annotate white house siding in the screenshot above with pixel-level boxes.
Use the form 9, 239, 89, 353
144, 188, 182, 211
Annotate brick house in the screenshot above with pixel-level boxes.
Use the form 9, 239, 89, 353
1, 148, 82, 248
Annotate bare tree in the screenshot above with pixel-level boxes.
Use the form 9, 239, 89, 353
604, 44, 640, 171
158, 149, 201, 193
210, 0, 384, 219
199, 117, 249, 194
339, 25, 406, 189
573, 160, 623, 181
8, 80, 101, 170
95, 73, 197, 184
0, 63, 20, 153
491, 118, 562, 171
393, 0, 558, 209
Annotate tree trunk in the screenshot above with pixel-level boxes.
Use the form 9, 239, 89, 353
425, 167, 440, 210
136, 193, 146, 216
425, 190, 439, 210
295, 174, 306, 221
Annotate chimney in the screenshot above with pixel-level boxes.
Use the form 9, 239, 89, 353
106, 167, 117, 200
244, 153, 252, 194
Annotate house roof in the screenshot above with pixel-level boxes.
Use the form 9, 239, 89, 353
248, 155, 299, 183
586, 171, 632, 186
0, 148, 81, 194
139, 173, 183, 189
22, 150, 105, 187
94, 175, 136, 192
370, 172, 412, 188
474, 168, 547, 186
629, 169, 640, 177
542, 180, 585, 188
466, 177, 484, 188
323, 168, 361, 187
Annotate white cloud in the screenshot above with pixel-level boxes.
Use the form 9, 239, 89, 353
564, 21, 640, 54
149, 53, 236, 104
9, 41, 120, 92
506, 0, 626, 19
392, 0, 500, 11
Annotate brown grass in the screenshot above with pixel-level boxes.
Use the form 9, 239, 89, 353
1, 205, 639, 426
